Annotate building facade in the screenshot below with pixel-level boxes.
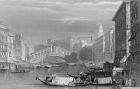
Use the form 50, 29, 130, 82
94, 28, 115, 67
112, 1, 128, 67
94, 35, 104, 67
71, 34, 93, 49
7, 33, 14, 63
128, 0, 140, 86
0, 25, 9, 69
52, 39, 71, 51
0, 25, 30, 69
50, 46, 70, 57
28, 45, 34, 54
104, 28, 115, 63
94, 24, 104, 67
34, 44, 47, 52
21, 43, 30, 61
94, 24, 115, 67
71, 34, 94, 59
112, 0, 136, 86
13, 34, 23, 61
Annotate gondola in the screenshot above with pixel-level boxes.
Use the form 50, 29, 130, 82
75, 83, 90, 86
35, 76, 76, 87
90, 77, 115, 86
36, 77, 51, 85
11, 69, 30, 73
91, 83, 115, 86
67, 72, 115, 86
66, 73, 90, 86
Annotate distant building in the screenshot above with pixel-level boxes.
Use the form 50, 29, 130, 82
46, 39, 53, 47
71, 40, 82, 53
46, 38, 71, 51
94, 24, 104, 67
94, 25, 115, 67
98, 24, 104, 37
104, 28, 115, 63
21, 43, 29, 61
0, 25, 30, 69
28, 45, 34, 54
0, 24, 9, 69
49, 46, 70, 57
94, 36, 104, 67
25, 44, 30, 61
71, 34, 94, 53
52, 39, 71, 51
7, 32, 14, 63
34, 44, 47, 52
13, 34, 23, 61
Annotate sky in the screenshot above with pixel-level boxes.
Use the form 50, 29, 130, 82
0, 0, 122, 45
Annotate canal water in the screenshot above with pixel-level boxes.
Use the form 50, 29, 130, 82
0, 68, 121, 89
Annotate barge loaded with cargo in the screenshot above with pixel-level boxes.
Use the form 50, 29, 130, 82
36, 70, 115, 87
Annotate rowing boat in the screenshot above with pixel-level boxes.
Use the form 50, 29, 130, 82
36, 76, 76, 87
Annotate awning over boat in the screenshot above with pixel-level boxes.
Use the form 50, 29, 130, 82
51, 73, 75, 86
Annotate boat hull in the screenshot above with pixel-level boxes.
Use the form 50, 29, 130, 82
36, 76, 115, 87
11, 70, 30, 73
91, 83, 115, 86
36, 77, 76, 87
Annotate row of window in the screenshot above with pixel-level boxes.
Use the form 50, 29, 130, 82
0, 44, 7, 50
130, 2, 138, 25
0, 36, 8, 43
0, 30, 8, 35
0, 52, 7, 58
131, 23, 140, 48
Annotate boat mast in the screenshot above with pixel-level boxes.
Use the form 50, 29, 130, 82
91, 32, 94, 65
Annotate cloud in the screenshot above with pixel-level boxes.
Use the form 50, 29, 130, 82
55, 17, 92, 23
73, 1, 122, 7
0, 0, 122, 45
0, 0, 122, 16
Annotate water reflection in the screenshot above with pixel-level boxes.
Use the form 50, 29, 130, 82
34, 86, 115, 89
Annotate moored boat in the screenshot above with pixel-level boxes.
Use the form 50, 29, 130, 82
87, 71, 115, 86
92, 77, 114, 86
11, 69, 30, 73
0, 68, 9, 73
36, 71, 115, 87
36, 73, 76, 87
36, 77, 76, 87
